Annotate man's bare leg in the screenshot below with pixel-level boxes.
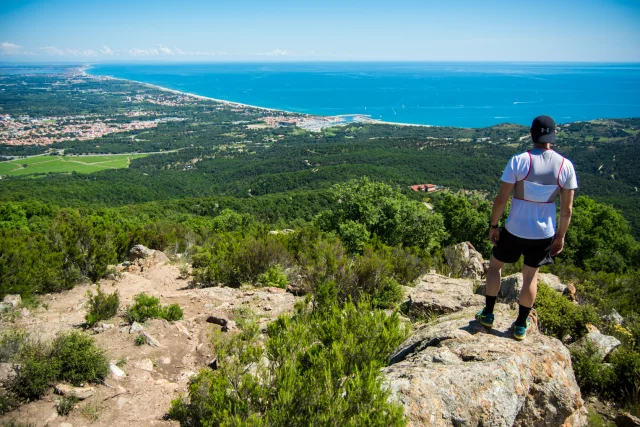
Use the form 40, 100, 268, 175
514, 264, 539, 332
485, 255, 505, 297
519, 264, 539, 308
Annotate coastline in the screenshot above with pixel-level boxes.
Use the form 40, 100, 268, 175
82, 66, 432, 128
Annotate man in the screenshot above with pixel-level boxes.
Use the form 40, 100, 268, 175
476, 115, 577, 340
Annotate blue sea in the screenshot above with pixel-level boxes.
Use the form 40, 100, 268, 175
88, 62, 640, 128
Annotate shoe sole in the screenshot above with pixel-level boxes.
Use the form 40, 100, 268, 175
513, 333, 526, 341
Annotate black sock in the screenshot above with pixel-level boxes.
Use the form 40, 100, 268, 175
515, 304, 532, 327
483, 295, 497, 315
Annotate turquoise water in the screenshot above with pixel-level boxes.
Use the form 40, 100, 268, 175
89, 62, 640, 127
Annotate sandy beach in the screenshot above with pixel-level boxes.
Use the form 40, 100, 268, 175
82, 65, 432, 128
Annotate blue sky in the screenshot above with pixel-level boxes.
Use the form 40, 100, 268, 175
1, 0, 639, 62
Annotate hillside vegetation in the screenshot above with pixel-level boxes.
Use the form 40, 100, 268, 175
1, 70, 639, 423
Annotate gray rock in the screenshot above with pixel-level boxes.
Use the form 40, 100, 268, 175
0, 362, 18, 385
129, 244, 155, 261
616, 412, 640, 427
477, 273, 566, 304
129, 321, 144, 334
383, 304, 587, 427
570, 332, 621, 362
604, 309, 625, 325
443, 242, 485, 280
54, 383, 95, 400
109, 362, 127, 380
141, 331, 161, 347
135, 358, 153, 372
405, 273, 484, 318
2, 294, 21, 308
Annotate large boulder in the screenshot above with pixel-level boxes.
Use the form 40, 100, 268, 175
129, 244, 155, 260
477, 273, 567, 304
383, 304, 587, 426
570, 330, 621, 362
405, 273, 483, 318
443, 242, 485, 280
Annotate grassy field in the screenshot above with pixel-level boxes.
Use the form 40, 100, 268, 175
0, 154, 148, 177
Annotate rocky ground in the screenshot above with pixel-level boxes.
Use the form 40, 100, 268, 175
0, 242, 627, 426
0, 254, 297, 427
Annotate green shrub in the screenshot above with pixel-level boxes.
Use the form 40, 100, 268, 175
135, 334, 146, 346
10, 342, 61, 400
609, 347, 640, 401
85, 287, 120, 327
51, 331, 109, 386
125, 293, 184, 323
56, 395, 78, 416
535, 284, 599, 340
570, 340, 616, 397
0, 329, 28, 363
169, 292, 408, 426
0, 389, 21, 415
257, 264, 289, 288
9, 331, 108, 401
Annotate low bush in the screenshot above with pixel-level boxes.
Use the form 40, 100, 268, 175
257, 264, 289, 288
169, 286, 408, 426
0, 389, 21, 415
125, 293, 183, 323
51, 332, 109, 386
570, 341, 616, 397
84, 287, 120, 327
534, 284, 599, 340
7, 331, 108, 402
56, 395, 78, 416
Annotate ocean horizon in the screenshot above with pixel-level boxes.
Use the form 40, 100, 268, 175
86, 62, 640, 128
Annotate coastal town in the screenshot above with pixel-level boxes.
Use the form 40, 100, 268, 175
0, 113, 184, 146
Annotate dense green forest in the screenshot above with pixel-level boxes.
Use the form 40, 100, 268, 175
1, 70, 640, 419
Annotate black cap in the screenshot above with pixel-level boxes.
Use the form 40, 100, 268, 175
531, 115, 556, 144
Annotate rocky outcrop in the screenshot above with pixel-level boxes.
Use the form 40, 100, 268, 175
384, 274, 587, 427
54, 383, 95, 400
616, 412, 640, 427
128, 244, 170, 269
477, 273, 567, 304
443, 242, 485, 280
570, 327, 621, 362
404, 273, 483, 318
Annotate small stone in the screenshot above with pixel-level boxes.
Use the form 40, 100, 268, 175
135, 358, 154, 372
109, 362, 127, 380
20, 308, 30, 317
160, 357, 171, 365
129, 321, 144, 334
55, 383, 95, 400
263, 305, 273, 312
141, 331, 161, 347
175, 322, 191, 338
177, 371, 196, 383
0, 362, 18, 384
2, 294, 21, 308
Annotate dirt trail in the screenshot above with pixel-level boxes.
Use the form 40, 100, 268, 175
0, 257, 299, 427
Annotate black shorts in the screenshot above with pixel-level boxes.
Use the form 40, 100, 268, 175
492, 228, 555, 268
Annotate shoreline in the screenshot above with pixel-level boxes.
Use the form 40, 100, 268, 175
82, 66, 433, 128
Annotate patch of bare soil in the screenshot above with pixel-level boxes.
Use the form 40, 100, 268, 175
0, 258, 298, 427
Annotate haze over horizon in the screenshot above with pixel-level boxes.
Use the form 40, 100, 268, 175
1, 0, 640, 63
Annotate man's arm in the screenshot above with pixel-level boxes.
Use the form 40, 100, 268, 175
489, 181, 515, 246
551, 188, 574, 256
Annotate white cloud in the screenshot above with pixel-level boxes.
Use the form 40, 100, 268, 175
260, 48, 290, 56
129, 48, 159, 56
65, 48, 98, 57
0, 42, 22, 55
40, 46, 65, 56
100, 45, 117, 55
157, 45, 174, 55
173, 47, 227, 56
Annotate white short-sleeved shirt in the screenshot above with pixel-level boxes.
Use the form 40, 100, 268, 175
501, 149, 578, 239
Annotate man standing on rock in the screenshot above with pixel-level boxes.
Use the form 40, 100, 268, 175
476, 115, 577, 340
